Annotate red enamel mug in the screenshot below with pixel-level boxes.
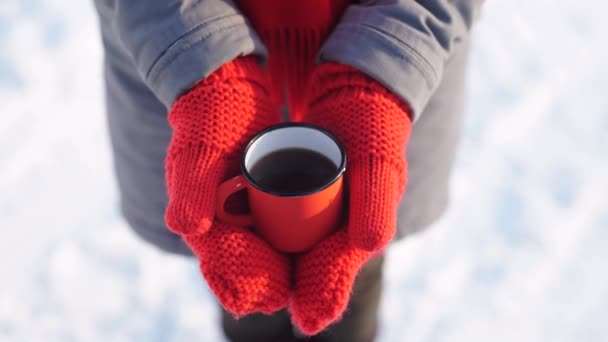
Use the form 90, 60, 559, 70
216, 123, 346, 253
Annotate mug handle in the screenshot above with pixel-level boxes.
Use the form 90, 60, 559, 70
216, 175, 254, 227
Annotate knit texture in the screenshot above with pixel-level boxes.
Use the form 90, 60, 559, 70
184, 222, 290, 315
165, 57, 280, 236
288, 64, 413, 335
306, 63, 413, 251
164, 57, 289, 315
290, 229, 375, 335
236, 0, 348, 120
164, 0, 413, 333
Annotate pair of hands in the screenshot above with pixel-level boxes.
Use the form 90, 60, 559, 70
164, 57, 412, 335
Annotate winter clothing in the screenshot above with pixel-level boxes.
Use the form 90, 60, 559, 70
304, 63, 412, 251
290, 230, 375, 335
165, 57, 279, 237
165, 57, 290, 315
236, 0, 350, 119
93, 0, 482, 338
94, 0, 482, 117
222, 254, 385, 342
94, 0, 480, 256
225, 3, 413, 332
184, 221, 290, 315
285, 63, 412, 334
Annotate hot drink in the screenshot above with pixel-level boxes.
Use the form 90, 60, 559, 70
249, 148, 337, 193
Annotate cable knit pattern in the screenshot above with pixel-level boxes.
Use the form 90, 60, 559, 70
306, 63, 413, 251
290, 229, 374, 335
164, 57, 289, 316
165, 57, 280, 236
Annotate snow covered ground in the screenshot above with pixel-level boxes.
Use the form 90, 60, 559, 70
1, 0, 607, 341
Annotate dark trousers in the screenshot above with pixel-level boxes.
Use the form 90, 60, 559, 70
221, 255, 385, 342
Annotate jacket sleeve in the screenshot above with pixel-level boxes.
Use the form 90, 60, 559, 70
319, 0, 484, 119
106, 0, 267, 108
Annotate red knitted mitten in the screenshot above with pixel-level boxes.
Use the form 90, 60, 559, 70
165, 57, 289, 315
289, 64, 413, 334
165, 57, 280, 236
184, 223, 291, 315
304, 63, 413, 251
290, 229, 373, 335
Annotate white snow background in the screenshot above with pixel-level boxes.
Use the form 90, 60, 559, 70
1, 0, 607, 341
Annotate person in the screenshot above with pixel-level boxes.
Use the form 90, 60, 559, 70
94, 0, 483, 341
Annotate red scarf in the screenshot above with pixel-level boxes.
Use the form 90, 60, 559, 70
236, 0, 350, 120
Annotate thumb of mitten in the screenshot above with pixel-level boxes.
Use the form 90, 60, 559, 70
164, 57, 280, 236
305, 63, 412, 251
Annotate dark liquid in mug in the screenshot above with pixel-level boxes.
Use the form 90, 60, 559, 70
249, 148, 338, 193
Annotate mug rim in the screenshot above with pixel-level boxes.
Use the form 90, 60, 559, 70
240, 122, 347, 198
